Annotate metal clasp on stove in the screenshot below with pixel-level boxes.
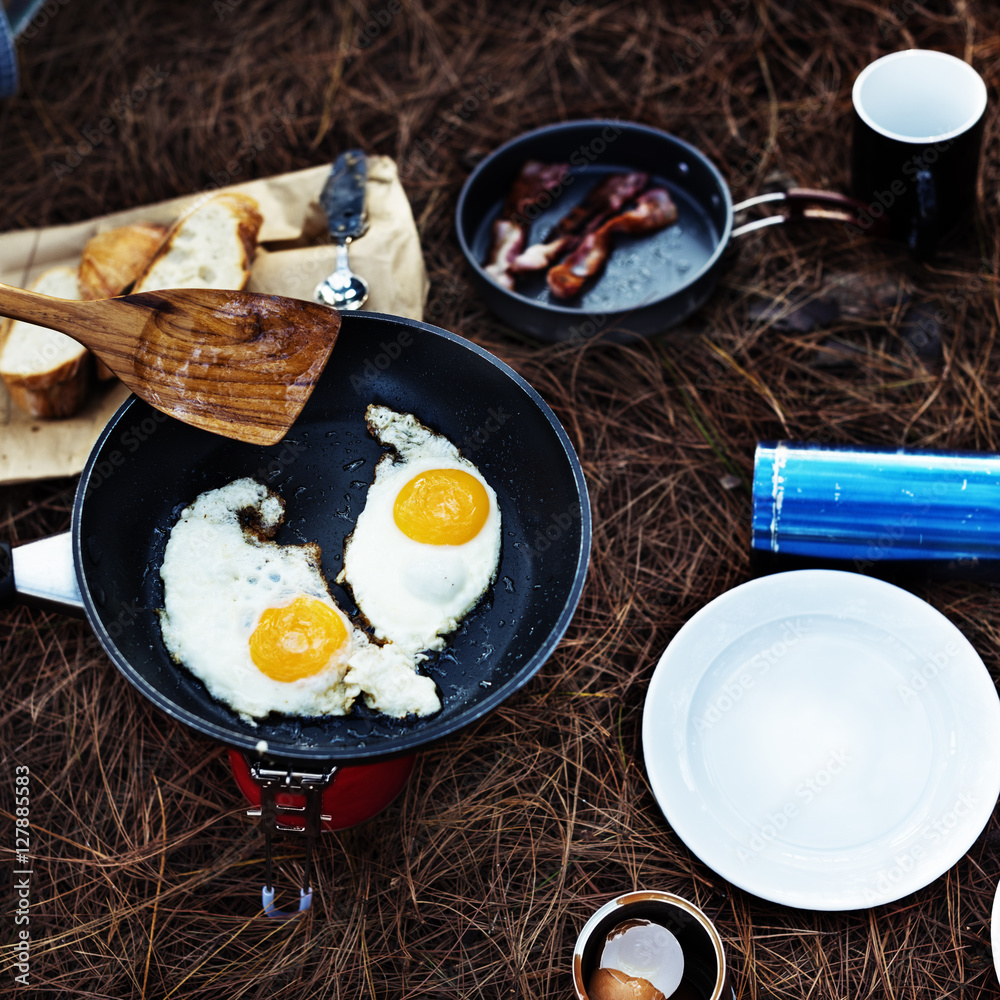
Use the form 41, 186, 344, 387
248, 762, 338, 919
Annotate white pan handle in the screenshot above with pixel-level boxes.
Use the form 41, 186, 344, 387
3, 533, 85, 616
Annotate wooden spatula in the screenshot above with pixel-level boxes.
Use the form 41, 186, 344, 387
0, 283, 341, 446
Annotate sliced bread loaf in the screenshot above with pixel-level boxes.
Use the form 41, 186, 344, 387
0, 266, 92, 419
78, 222, 168, 300
132, 193, 263, 293
79, 222, 169, 379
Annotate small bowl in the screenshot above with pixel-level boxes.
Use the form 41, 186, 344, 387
572, 891, 734, 1000
455, 119, 733, 344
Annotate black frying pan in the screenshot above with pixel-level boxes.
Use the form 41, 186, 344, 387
456, 119, 877, 343
1, 312, 591, 764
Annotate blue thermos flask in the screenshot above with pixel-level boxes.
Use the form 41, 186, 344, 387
751, 441, 1000, 580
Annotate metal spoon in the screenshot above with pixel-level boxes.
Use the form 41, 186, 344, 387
314, 150, 370, 311
315, 240, 369, 310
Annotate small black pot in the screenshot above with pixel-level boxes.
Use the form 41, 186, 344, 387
456, 119, 874, 344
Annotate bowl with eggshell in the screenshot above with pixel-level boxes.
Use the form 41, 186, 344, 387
572, 891, 735, 1000
456, 119, 878, 344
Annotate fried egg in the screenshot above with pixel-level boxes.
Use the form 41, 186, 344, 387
158, 477, 440, 721
338, 406, 502, 653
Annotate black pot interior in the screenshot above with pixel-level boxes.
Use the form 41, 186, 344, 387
457, 119, 733, 320
73, 312, 590, 762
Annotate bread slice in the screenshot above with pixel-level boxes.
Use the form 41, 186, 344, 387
132, 193, 263, 293
79, 222, 168, 379
0, 266, 92, 419
78, 222, 168, 300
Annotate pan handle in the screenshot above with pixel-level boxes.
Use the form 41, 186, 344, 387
0, 533, 86, 616
731, 188, 890, 240
0, 542, 12, 608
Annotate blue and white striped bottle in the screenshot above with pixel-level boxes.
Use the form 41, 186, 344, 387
751, 441, 1000, 580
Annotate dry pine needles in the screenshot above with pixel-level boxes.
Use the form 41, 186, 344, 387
3, 1, 1000, 998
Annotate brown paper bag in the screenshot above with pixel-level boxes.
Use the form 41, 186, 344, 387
0, 158, 427, 485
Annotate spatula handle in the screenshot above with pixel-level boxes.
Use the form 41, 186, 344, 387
0, 281, 96, 346
0, 281, 136, 362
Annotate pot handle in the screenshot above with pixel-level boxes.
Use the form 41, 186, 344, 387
0, 533, 86, 616
731, 188, 890, 240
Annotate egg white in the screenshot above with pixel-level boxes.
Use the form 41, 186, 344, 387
338, 406, 502, 654
158, 477, 440, 721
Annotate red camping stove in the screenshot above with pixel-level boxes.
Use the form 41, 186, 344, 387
228, 749, 416, 917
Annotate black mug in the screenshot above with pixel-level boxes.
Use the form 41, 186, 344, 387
850, 49, 987, 259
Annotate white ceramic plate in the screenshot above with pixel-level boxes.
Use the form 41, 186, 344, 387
642, 569, 1000, 910
992, 878, 1000, 979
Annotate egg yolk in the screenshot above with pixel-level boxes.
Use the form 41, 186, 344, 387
393, 468, 489, 545
249, 595, 350, 682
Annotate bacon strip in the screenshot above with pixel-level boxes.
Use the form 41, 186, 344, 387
547, 171, 650, 240
509, 234, 574, 274
508, 171, 652, 276
484, 160, 569, 289
503, 160, 570, 219
547, 188, 679, 299
483, 219, 525, 291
